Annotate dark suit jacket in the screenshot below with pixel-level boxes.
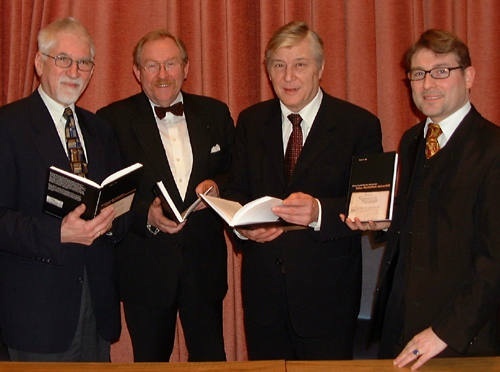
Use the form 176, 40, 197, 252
0, 91, 123, 353
97, 92, 234, 307
224, 91, 383, 338
373, 106, 500, 356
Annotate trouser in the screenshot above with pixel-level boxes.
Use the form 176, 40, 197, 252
8, 270, 110, 362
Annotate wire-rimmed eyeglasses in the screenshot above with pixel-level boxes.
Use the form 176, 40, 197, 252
42, 53, 95, 72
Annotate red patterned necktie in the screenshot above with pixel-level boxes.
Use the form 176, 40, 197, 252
425, 123, 442, 159
63, 107, 88, 177
284, 113, 303, 179
154, 102, 184, 119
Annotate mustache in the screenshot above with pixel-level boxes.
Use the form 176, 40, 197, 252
60, 77, 83, 87
154, 79, 174, 85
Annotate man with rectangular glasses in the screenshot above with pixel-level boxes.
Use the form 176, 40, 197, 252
344, 29, 500, 369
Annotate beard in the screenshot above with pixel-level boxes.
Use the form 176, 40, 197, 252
56, 77, 88, 105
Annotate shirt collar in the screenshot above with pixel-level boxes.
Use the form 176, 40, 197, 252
38, 86, 76, 129
424, 101, 471, 143
280, 89, 323, 132
38, 85, 78, 130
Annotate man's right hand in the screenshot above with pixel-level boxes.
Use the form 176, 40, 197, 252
147, 197, 186, 234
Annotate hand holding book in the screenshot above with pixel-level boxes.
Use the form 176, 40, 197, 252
340, 213, 391, 231
154, 181, 213, 224
200, 193, 308, 232
271, 192, 319, 228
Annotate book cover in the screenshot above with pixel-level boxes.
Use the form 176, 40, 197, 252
44, 162, 143, 220
153, 181, 212, 224
346, 151, 398, 222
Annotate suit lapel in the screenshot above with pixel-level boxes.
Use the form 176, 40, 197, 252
28, 93, 73, 172
262, 103, 288, 188
288, 97, 337, 186
132, 94, 182, 203
403, 123, 425, 198
183, 95, 209, 202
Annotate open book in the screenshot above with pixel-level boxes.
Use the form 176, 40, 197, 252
200, 194, 285, 228
153, 181, 212, 224
346, 151, 398, 222
44, 163, 143, 220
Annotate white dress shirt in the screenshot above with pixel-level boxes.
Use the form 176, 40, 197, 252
38, 86, 88, 160
150, 93, 193, 200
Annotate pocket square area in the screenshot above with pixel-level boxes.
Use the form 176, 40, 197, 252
210, 144, 221, 153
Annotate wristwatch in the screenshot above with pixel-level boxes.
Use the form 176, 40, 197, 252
146, 223, 160, 235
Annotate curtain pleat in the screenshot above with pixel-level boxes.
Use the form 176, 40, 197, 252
1, 0, 499, 362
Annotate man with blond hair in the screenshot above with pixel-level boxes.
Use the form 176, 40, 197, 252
224, 21, 382, 360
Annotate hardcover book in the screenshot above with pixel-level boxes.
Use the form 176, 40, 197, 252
200, 194, 284, 228
153, 181, 212, 224
44, 162, 143, 220
346, 151, 398, 222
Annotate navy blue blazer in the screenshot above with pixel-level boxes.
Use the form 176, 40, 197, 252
0, 91, 123, 353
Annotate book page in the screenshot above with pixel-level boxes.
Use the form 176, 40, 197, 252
348, 190, 389, 222
202, 196, 243, 224
233, 196, 282, 226
180, 186, 213, 220
104, 192, 135, 218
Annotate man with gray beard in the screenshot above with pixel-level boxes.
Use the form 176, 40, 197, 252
0, 17, 125, 361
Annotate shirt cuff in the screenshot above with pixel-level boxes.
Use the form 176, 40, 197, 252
308, 198, 322, 231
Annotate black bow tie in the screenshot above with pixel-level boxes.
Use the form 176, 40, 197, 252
154, 102, 184, 119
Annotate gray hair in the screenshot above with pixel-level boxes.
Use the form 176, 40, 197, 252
38, 17, 95, 58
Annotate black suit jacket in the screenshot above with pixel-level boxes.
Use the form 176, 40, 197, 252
373, 106, 500, 356
224, 91, 383, 338
0, 91, 123, 353
97, 92, 234, 307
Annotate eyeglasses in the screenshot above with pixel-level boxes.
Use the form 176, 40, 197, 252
407, 66, 463, 81
141, 60, 181, 74
42, 53, 95, 72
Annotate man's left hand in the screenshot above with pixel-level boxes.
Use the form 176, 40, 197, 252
394, 327, 447, 370
194, 179, 219, 211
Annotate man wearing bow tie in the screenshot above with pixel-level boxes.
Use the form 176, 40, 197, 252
97, 30, 234, 362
